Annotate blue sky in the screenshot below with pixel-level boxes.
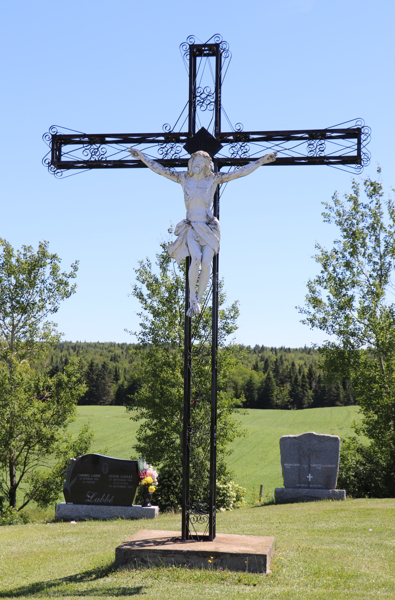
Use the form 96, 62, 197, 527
1, 0, 394, 347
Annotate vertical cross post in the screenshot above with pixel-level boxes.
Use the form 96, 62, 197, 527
209, 42, 222, 541
182, 256, 191, 540
182, 42, 221, 541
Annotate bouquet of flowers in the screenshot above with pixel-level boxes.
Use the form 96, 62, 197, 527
139, 462, 158, 493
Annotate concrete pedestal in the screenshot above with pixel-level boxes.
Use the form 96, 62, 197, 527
275, 488, 346, 503
55, 503, 159, 521
116, 529, 275, 573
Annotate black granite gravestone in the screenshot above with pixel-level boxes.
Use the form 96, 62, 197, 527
63, 454, 139, 506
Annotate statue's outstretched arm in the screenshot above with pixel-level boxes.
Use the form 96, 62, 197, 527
217, 152, 276, 183
128, 148, 183, 183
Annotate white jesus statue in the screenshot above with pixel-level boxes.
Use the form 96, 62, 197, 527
128, 147, 276, 316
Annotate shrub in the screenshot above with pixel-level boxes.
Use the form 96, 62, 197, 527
338, 437, 395, 498
0, 506, 30, 526
139, 465, 246, 513
216, 480, 246, 511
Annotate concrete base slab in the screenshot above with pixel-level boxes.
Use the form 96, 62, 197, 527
116, 529, 275, 573
275, 488, 346, 503
55, 503, 159, 521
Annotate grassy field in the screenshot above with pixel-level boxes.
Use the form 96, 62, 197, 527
2, 407, 392, 599
69, 405, 361, 499
0, 499, 394, 599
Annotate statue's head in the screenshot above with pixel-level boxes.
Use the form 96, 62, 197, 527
188, 151, 214, 177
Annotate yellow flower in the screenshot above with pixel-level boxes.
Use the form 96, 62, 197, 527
148, 486, 156, 493
145, 476, 153, 484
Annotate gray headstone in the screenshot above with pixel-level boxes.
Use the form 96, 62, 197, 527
280, 432, 340, 489
63, 453, 139, 506
274, 432, 346, 503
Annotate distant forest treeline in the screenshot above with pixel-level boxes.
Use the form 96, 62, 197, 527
48, 342, 354, 409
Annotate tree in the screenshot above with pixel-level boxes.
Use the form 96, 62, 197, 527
0, 239, 91, 510
244, 372, 259, 407
258, 370, 276, 409
0, 239, 78, 358
299, 171, 395, 495
126, 239, 243, 510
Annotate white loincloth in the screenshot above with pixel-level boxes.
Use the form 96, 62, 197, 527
168, 217, 220, 264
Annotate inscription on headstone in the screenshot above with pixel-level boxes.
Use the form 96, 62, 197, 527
275, 432, 346, 503
281, 432, 340, 489
63, 454, 139, 506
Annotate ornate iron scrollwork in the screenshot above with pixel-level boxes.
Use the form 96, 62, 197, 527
196, 87, 215, 112
229, 123, 250, 160
186, 502, 210, 537
42, 126, 66, 178
180, 35, 197, 60
180, 34, 230, 60
158, 123, 183, 160
307, 135, 326, 157
82, 139, 107, 161
42, 124, 59, 146
42, 156, 66, 178
361, 124, 372, 168
212, 34, 230, 58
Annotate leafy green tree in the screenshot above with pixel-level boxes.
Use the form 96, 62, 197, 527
126, 240, 243, 510
0, 239, 78, 359
0, 239, 91, 510
299, 171, 395, 495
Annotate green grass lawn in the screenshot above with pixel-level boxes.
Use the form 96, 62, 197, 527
69, 405, 361, 499
0, 499, 394, 599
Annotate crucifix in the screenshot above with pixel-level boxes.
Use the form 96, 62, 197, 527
43, 34, 370, 542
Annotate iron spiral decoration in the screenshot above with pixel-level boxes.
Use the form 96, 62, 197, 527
158, 141, 182, 160
82, 140, 107, 161
352, 120, 371, 170
180, 35, 197, 59
159, 123, 183, 159
180, 34, 230, 59
307, 136, 326, 157
230, 139, 250, 159
186, 502, 211, 538
42, 126, 66, 177
196, 86, 215, 112
212, 35, 230, 58
324, 118, 372, 173
42, 158, 65, 178
42, 125, 59, 146
187, 502, 210, 522
361, 125, 372, 167
228, 123, 250, 159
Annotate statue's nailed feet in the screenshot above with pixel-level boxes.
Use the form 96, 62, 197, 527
186, 296, 201, 317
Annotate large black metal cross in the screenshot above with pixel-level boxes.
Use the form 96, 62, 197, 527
43, 34, 370, 542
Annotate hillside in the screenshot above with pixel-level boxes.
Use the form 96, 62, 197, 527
69, 405, 361, 499
50, 341, 355, 410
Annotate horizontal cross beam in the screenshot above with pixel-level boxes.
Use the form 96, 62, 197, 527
43, 125, 369, 174
52, 156, 361, 170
